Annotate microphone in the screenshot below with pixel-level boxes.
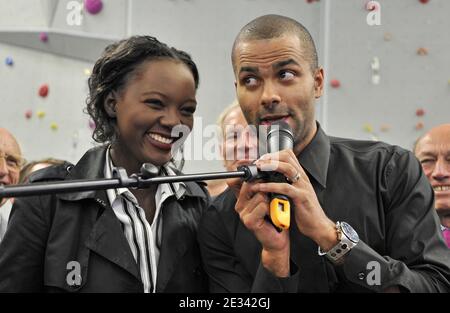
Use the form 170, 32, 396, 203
266, 121, 294, 232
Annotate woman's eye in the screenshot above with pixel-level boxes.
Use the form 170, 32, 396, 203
145, 99, 164, 107
279, 70, 295, 81
181, 106, 196, 115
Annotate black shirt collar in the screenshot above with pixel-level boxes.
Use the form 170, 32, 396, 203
297, 122, 330, 188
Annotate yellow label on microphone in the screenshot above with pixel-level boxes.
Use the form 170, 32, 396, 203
270, 198, 290, 230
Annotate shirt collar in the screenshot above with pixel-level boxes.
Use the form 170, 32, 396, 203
104, 146, 186, 205
159, 164, 186, 200
0, 198, 12, 215
297, 122, 330, 189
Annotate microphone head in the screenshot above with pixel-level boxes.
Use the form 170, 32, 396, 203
267, 121, 294, 153
140, 163, 159, 179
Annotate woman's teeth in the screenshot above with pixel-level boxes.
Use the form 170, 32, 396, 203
434, 186, 450, 192
148, 133, 174, 144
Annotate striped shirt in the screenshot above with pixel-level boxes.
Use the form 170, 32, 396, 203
104, 147, 186, 292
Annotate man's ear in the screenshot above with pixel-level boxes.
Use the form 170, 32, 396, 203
314, 67, 324, 99
104, 92, 118, 118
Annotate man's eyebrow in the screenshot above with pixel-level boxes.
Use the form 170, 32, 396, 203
417, 152, 436, 158
273, 58, 300, 69
239, 66, 259, 75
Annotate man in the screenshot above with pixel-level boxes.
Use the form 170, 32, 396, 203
415, 124, 450, 247
19, 158, 65, 183
0, 128, 23, 242
207, 100, 258, 197
198, 14, 450, 292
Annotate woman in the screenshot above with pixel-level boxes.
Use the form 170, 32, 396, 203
0, 36, 209, 292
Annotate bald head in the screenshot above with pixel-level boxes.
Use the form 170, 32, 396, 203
232, 14, 318, 73
0, 128, 21, 155
415, 124, 450, 155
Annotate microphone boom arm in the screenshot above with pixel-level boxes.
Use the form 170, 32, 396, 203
0, 165, 261, 198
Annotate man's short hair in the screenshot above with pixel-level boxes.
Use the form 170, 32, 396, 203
232, 14, 318, 72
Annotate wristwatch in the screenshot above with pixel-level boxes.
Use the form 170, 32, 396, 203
318, 221, 359, 263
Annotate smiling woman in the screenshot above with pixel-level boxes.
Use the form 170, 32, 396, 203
0, 36, 209, 293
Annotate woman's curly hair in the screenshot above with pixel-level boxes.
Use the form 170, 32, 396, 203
85, 35, 199, 143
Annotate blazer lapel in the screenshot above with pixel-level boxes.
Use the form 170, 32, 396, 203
57, 146, 141, 284
85, 191, 141, 281
156, 200, 191, 292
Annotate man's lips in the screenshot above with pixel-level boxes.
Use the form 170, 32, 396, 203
259, 115, 290, 126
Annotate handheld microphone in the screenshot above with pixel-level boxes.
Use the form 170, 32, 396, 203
266, 121, 294, 232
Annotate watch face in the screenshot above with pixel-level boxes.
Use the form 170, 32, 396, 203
341, 222, 359, 243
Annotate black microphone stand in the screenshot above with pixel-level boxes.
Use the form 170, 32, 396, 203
0, 165, 262, 198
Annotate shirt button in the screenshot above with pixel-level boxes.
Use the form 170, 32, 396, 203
193, 267, 201, 276
357, 272, 366, 280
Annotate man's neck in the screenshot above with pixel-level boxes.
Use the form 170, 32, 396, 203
293, 122, 318, 156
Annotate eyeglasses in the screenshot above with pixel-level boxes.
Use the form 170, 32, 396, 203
0, 151, 25, 171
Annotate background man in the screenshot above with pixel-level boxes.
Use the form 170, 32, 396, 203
207, 100, 258, 197
0, 128, 23, 242
415, 124, 450, 247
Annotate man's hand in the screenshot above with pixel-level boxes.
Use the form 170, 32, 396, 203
252, 150, 338, 252
234, 180, 290, 277
225, 159, 256, 198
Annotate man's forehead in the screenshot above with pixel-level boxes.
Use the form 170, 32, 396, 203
0, 131, 21, 155
234, 36, 306, 67
417, 136, 450, 154
236, 33, 301, 49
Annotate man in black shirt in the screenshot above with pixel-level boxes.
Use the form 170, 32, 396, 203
198, 14, 450, 292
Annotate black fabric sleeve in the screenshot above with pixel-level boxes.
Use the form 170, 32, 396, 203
198, 202, 299, 293
339, 150, 450, 292
0, 196, 52, 292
